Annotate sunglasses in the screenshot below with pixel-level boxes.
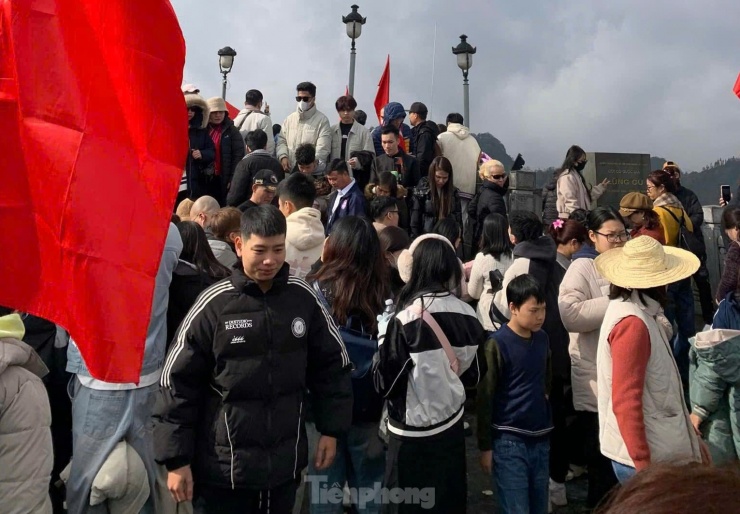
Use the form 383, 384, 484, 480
491, 174, 506, 180
296, 96, 312, 102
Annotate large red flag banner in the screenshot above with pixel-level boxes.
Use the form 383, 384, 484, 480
0, 0, 187, 382
374, 56, 390, 124
734, 72, 740, 100
226, 100, 240, 120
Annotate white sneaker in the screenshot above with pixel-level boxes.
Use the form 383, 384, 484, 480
549, 479, 568, 507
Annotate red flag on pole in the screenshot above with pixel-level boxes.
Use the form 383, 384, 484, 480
374, 56, 390, 124
226, 100, 241, 119
734, 73, 740, 99
0, 0, 187, 382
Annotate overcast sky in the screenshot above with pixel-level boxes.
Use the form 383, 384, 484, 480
173, 0, 740, 172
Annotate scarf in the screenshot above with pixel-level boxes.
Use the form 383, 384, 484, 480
652, 192, 682, 208
209, 124, 223, 175
0, 313, 25, 340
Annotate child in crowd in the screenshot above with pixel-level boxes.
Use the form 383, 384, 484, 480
477, 274, 552, 514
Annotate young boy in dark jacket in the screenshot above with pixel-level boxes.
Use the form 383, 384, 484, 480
477, 274, 552, 514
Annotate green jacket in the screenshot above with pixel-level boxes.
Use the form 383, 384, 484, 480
689, 329, 740, 465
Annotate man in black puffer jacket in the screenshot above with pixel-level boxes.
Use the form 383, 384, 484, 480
154, 206, 352, 513
409, 102, 440, 176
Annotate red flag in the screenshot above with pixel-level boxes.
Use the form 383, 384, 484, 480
0, 0, 187, 382
734, 73, 740, 99
374, 56, 390, 124
226, 100, 241, 119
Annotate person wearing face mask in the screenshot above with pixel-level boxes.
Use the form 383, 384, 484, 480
556, 145, 609, 218
276, 82, 332, 172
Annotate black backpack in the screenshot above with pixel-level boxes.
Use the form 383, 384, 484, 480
657, 206, 703, 256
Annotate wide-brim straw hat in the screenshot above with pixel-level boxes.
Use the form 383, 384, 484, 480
595, 236, 699, 289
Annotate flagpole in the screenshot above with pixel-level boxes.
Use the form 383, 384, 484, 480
430, 23, 437, 120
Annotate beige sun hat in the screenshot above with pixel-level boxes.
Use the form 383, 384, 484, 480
206, 96, 228, 113
594, 236, 699, 289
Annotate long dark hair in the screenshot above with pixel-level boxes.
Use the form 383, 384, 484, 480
722, 206, 740, 231
396, 239, 461, 312
480, 213, 512, 259
428, 156, 455, 221
557, 145, 590, 200
177, 221, 231, 279
308, 216, 389, 329
557, 145, 586, 177
609, 284, 667, 308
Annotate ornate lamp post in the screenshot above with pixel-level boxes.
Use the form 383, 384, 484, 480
343, 5, 366, 96
452, 35, 476, 127
217, 46, 237, 99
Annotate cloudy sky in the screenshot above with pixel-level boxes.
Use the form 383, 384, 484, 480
173, 0, 740, 172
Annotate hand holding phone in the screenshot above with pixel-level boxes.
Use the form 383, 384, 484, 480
721, 185, 732, 205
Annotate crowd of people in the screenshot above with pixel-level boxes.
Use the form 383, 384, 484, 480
3, 80, 740, 514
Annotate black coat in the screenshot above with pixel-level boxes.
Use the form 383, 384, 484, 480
541, 171, 559, 226
411, 121, 439, 178
469, 179, 508, 245
215, 117, 246, 200
226, 151, 285, 209
410, 178, 463, 239
166, 261, 222, 349
153, 266, 353, 490
187, 118, 216, 200
369, 151, 421, 190
675, 184, 706, 255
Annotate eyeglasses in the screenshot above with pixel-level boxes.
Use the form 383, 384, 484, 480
594, 231, 630, 243
296, 96, 312, 102
491, 174, 506, 180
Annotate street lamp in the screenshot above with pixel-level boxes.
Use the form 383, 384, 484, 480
452, 35, 476, 128
217, 46, 237, 100
343, 4, 366, 97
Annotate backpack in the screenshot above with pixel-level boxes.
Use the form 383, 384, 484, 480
657, 206, 704, 256
312, 282, 377, 379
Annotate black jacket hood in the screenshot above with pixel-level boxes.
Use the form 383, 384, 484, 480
513, 236, 557, 263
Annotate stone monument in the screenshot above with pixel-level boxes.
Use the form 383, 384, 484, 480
582, 153, 652, 209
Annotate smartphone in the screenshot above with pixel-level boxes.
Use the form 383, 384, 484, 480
722, 185, 732, 204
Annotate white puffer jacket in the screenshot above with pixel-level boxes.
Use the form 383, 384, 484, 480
0, 314, 52, 514
277, 105, 332, 167
558, 257, 610, 412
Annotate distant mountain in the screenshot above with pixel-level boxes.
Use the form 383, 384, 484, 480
681, 158, 740, 205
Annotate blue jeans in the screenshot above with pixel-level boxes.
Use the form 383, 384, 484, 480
67, 377, 159, 514
306, 422, 386, 514
666, 278, 696, 384
611, 461, 636, 484
492, 433, 550, 514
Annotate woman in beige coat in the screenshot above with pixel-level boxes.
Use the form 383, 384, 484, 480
0, 308, 53, 514
555, 145, 608, 217
558, 207, 627, 509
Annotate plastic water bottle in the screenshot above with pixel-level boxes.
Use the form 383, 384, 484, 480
377, 299, 394, 346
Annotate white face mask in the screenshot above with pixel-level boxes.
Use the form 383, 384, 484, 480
298, 100, 312, 112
